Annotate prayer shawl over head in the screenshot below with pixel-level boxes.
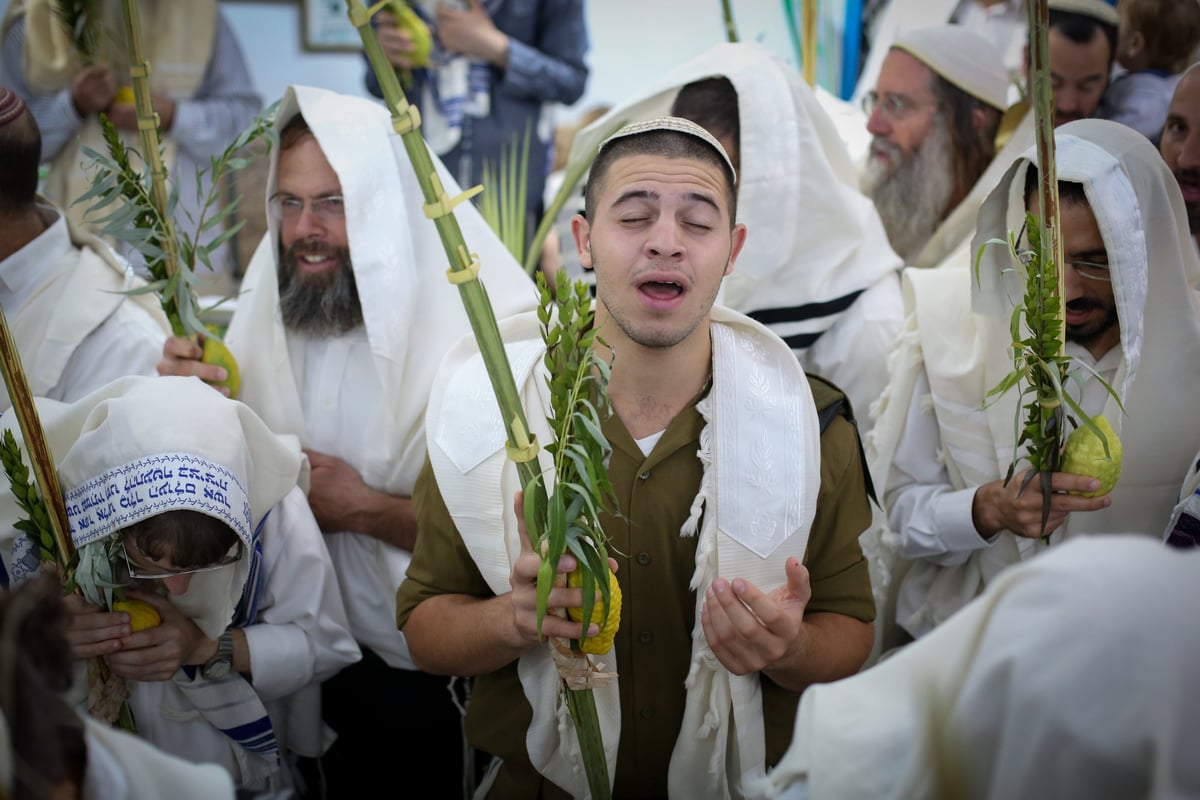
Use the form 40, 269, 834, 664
0, 375, 307, 784
868, 118, 1200, 638
225, 85, 536, 667
0, 375, 304, 637
1, 0, 218, 228
754, 536, 1200, 800
0, 204, 169, 413
566, 42, 904, 420
427, 307, 821, 799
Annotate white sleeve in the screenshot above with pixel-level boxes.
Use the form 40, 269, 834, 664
52, 303, 165, 403
884, 368, 996, 566
243, 486, 361, 701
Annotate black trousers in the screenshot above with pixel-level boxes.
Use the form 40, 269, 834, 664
313, 647, 470, 799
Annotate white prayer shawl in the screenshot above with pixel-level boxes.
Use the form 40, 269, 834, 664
0, 204, 169, 412
0, 376, 316, 786
224, 85, 536, 668
867, 119, 1200, 638
83, 716, 236, 800
753, 536, 1200, 800
566, 42, 904, 429
427, 307, 821, 799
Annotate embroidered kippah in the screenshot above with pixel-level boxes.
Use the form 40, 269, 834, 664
598, 115, 737, 182
0, 87, 26, 127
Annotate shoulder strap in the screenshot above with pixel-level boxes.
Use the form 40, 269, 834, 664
806, 373, 878, 506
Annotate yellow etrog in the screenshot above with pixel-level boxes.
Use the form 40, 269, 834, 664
113, 598, 162, 632
566, 567, 621, 655
201, 334, 240, 399
391, 2, 432, 67
1061, 414, 1122, 497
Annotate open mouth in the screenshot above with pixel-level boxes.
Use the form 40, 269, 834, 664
294, 249, 337, 274
1176, 173, 1200, 202
639, 280, 685, 302
1065, 299, 1096, 325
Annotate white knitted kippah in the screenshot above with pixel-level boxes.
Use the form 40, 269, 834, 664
598, 115, 737, 182
1048, 0, 1119, 27
892, 24, 1010, 111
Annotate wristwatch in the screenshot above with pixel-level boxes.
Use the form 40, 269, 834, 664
201, 630, 235, 680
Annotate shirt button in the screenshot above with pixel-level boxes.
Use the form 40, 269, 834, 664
638, 631, 653, 644
640, 707, 655, 720
636, 552, 651, 566
639, 470, 651, 480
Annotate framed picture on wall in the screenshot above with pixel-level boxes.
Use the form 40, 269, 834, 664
302, 0, 363, 51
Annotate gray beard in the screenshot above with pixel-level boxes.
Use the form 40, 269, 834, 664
861, 121, 956, 263
278, 239, 364, 337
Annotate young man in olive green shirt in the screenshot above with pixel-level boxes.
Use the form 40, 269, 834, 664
396, 117, 876, 798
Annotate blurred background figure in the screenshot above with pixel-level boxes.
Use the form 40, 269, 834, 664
366, 0, 588, 241
0, 0, 261, 282
1098, 0, 1200, 144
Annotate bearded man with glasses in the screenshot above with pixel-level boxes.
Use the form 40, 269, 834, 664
157, 85, 537, 797
860, 24, 1008, 267
864, 119, 1200, 652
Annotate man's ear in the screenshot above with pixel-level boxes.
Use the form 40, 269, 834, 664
725, 223, 748, 277
1126, 30, 1145, 62
571, 214, 593, 271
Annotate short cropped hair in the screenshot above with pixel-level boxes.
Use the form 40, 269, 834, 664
1120, 0, 1200, 73
584, 128, 738, 224
279, 113, 314, 151
1050, 9, 1118, 67
670, 77, 741, 176
0, 106, 42, 213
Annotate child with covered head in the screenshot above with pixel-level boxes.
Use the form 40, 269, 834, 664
1099, 0, 1200, 143
0, 375, 359, 793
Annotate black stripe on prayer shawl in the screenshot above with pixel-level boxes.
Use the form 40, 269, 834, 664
779, 330, 824, 350
746, 288, 866, 326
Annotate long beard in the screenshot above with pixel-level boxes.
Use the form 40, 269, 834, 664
277, 239, 364, 336
861, 121, 955, 263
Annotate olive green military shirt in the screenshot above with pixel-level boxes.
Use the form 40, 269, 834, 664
397, 378, 874, 799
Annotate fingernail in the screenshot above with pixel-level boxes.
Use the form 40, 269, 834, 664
588, 624, 599, 636
731, 579, 746, 594
1089, 480, 1100, 491
712, 579, 728, 594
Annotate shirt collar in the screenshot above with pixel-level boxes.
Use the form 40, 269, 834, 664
0, 205, 70, 306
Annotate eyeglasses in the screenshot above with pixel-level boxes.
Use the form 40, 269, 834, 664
861, 90, 938, 122
120, 536, 243, 581
1015, 220, 1112, 282
268, 193, 346, 223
